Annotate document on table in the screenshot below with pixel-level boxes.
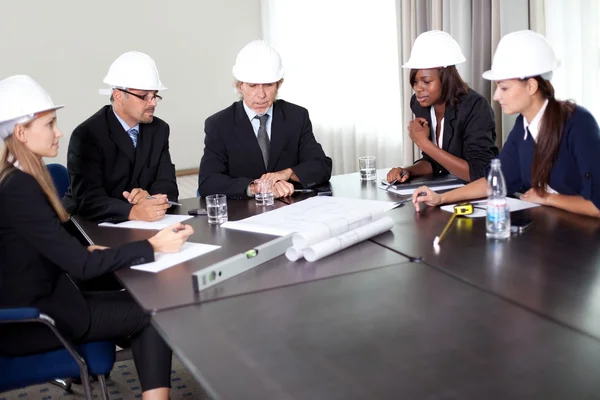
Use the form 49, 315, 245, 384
380, 183, 464, 196
221, 196, 398, 237
441, 197, 540, 218
99, 214, 193, 230
131, 242, 221, 273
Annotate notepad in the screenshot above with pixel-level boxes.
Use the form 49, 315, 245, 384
99, 214, 193, 230
131, 242, 221, 273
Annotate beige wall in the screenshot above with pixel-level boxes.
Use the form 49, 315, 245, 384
0, 0, 262, 169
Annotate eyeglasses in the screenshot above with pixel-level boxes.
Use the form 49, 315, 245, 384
118, 89, 162, 102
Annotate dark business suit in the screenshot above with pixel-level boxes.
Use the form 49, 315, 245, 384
63, 105, 178, 222
411, 89, 498, 181
0, 169, 171, 390
198, 100, 332, 198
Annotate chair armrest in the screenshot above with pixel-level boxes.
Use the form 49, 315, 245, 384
0, 307, 41, 322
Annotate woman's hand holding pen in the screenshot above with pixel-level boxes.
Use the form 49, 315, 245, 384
148, 223, 194, 253
412, 186, 442, 211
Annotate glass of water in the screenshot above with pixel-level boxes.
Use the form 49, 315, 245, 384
206, 194, 228, 224
359, 156, 377, 181
254, 179, 275, 206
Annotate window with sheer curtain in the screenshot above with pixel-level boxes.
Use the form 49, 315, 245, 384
261, 0, 403, 174
544, 0, 600, 120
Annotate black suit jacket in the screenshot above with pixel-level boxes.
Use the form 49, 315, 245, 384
0, 169, 153, 354
198, 100, 332, 198
412, 89, 498, 181
63, 105, 178, 222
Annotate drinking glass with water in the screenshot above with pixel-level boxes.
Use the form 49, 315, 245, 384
359, 156, 377, 181
254, 179, 275, 206
206, 194, 228, 224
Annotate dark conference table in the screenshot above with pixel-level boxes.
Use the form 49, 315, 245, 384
74, 171, 600, 399
328, 172, 600, 341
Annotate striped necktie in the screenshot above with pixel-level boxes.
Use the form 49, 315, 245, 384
128, 128, 139, 148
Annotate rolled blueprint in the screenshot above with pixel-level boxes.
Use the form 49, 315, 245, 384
285, 246, 304, 261
303, 216, 394, 262
292, 209, 386, 249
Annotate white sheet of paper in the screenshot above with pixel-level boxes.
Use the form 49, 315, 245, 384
379, 183, 464, 196
131, 242, 221, 273
441, 197, 540, 218
99, 214, 193, 230
221, 196, 398, 237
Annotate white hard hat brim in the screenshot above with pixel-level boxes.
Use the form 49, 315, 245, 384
232, 66, 285, 84
482, 64, 560, 81
402, 58, 466, 69
98, 85, 168, 95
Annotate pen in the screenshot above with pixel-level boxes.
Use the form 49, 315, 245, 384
294, 189, 314, 193
384, 179, 398, 191
397, 191, 427, 205
146, 195, 182, 206
400, 170, 409, 179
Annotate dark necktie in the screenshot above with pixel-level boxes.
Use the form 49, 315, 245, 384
256, 114, 270, 168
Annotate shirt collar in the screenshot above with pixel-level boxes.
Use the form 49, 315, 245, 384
523, 99, 549, 142
242, 101, 273, 122
112, 107, 139, 133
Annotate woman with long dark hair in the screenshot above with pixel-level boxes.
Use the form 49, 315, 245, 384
0, 75, 193, 399
412, 30, 600, 218
387, 30, 498, 183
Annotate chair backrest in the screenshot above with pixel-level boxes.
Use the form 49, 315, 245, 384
47, 163, 69, 198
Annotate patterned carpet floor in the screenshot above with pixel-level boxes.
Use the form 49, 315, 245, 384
0, 355, 212, 400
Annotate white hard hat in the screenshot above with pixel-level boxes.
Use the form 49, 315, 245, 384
100, 51, 167, 95
483, 30, 560, 81
402, 30, 466, 69
232, 40, 285, 84
0, 75, 64, 141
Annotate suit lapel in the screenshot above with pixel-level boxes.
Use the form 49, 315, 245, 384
442, 106, 458, 151
267, 102, 287, 171
107, 107, 135, 163
131, 123, 154, 183
234, 101, 267, 173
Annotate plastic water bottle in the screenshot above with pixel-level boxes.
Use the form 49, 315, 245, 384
486, 159, 510, 239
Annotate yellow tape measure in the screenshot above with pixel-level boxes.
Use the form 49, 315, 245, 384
454, 203, 474, 216
434, 203, 475, 246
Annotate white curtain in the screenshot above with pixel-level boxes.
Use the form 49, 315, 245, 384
543, 0, 600, 121
261, 0, 403, 174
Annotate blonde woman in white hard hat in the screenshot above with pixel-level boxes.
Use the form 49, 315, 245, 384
387, 30, 498, 184
0, 75, 193, 399
198, 40, 332, 199
413, 30, 600, 218
63, 51, 178, 223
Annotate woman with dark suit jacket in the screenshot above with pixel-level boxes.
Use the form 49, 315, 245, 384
0, 75, 193, 400
387, 30, 498, 183
413, 31, 600, 218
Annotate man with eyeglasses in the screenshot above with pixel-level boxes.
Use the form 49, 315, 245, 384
63, 51, 178, 223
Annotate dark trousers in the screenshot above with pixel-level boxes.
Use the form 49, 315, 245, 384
3, 291, 172, 392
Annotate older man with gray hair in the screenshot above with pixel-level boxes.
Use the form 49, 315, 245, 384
198, 40, 332, 199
